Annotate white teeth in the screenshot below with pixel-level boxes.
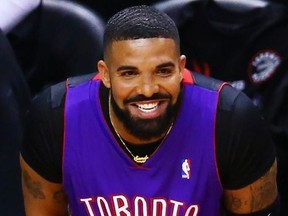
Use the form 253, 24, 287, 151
137, 103, 158, 113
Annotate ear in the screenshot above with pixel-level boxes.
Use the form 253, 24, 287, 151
179, 55, 187, 80
97, 60, 111, 88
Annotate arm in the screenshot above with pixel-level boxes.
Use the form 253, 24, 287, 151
216, 86, 280, 215
224, 160, 278, 215
20, 155, 69, 216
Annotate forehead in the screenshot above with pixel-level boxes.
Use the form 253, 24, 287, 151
106, 38, 179, 66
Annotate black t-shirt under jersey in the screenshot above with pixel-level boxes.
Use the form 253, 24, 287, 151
21, 72, 276, 190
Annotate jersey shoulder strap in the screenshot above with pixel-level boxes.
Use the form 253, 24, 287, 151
191, 71, 227, 92
51, 72, 97, 108
67, 72, 98, 87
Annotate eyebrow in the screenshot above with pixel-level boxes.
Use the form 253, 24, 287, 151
117, 61, 176, 72
117, 65, 137, 72
156, 61, 176, 69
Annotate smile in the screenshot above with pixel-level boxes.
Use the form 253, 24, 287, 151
136, 102, 158, 113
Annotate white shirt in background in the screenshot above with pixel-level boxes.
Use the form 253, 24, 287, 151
0, 0, 41, 34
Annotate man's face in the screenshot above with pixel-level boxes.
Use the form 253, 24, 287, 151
99, 38, 186, 141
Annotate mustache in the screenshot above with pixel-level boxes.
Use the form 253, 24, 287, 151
124, 93, 171, 104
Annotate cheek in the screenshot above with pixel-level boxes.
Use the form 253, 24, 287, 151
110, 77, 139, 107
110, 85, 130, 109
164, 78, 182, 104
171, 85, 182, 105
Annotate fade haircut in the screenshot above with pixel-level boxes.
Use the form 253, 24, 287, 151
103, 5, 180, 56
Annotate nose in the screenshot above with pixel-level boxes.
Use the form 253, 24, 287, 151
136, 75, 159, 98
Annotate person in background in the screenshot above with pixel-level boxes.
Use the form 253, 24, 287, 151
0, 2, 36, 214
20, 5, 279, 215
0, 0, 40, 34
0, 29, 30, 215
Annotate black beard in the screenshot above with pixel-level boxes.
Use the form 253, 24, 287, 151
110, 92, 182, 141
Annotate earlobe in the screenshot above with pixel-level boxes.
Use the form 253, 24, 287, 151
97, 60, 111, 88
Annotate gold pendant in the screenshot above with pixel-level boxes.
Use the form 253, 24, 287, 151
133, 155, 149, 163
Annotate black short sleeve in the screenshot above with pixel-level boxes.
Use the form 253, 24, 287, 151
216, 85, 276, 189
21, 85, 64, 183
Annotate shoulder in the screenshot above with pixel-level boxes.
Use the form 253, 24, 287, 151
22, 72, 98, 183
191, 71, 244, 110
33, 72, 98, 110
193, 72, 276, 189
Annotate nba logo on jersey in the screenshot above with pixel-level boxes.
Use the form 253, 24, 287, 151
181, 159, 191, 179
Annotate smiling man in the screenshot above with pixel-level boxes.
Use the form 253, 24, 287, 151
99, 37, 184, 145
20, 5, 279, 216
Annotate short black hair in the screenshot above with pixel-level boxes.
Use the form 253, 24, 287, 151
103, 5, 180, 54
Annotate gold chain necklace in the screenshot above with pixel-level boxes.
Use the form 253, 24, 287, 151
108, 94, 173, 164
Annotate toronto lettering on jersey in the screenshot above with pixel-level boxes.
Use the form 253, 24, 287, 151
79, 195, 199, 216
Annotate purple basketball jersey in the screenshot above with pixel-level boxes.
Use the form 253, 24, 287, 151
63, 78, 223, 215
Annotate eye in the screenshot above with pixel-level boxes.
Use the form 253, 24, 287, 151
157, 68, 173, 77
121, 70, 138, 77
